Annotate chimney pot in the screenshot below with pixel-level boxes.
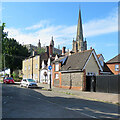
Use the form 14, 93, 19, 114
90, 47, 92, 49
62, 47, 66, 55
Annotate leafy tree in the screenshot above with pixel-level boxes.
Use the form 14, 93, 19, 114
37, 48, 45, 54
1, 23, 30, 74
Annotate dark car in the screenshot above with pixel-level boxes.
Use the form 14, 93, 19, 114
3, 77, 15, 84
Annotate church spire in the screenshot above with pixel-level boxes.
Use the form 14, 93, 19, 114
76, 8, 83, 41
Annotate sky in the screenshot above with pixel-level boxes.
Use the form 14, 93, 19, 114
1, 2, 118, 62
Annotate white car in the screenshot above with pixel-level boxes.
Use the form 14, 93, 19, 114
20, 79, 38, 88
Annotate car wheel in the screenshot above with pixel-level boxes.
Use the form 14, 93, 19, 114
26, 84, 29, 88
20, 84, 23, 87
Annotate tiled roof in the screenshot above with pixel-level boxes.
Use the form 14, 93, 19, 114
97, 54, 102, 59
106, 54, 120, 63
61, 49, 93, 71
102, 63, 113, 73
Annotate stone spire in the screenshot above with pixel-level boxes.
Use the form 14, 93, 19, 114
50, 36, 54, 47
38, 39, 41, 49
76, 8, 83, 41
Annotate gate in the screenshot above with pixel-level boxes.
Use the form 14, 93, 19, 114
86, 75, 96, 92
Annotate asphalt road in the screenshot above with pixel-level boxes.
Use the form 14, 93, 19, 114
2, 84, 120, 119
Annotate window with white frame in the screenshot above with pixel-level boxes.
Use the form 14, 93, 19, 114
55, 63, 59, 71
28, 65, 30, 70
115, 64, 119, 71
55, 74, 59, 79
36, 64, 38, 69
100, 60, 104, 67
36, 56, 38, 60
25, 66, 26, 71
36, 74, 38, 78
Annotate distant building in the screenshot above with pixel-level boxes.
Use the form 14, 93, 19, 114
22, 53, 48, 82
22, 37, 62, 83
106, 54, 120, 75
72, 9, 87, 53
24, 37, 62, 56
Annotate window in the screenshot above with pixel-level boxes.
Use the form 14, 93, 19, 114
36, 56, 38, 60
55, 63, 59, 71
100, 60, 104, 67
36, 64, 38, 69
28, 65, 30, 70
55, 74, 59, 79
115, 64, 119, 71
36, 74, 38, 78
25, 66, 26, 71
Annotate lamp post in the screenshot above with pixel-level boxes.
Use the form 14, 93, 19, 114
3, 54, 5, 76
48, 56, 52, 91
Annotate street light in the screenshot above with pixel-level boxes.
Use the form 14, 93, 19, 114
48, 56, 52, 91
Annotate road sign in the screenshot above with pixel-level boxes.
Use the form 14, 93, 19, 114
48, 65, 52, 70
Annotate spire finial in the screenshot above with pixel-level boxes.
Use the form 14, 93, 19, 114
51, 36, 53, 40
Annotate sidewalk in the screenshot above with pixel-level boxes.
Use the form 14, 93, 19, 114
37, 83, 119, 105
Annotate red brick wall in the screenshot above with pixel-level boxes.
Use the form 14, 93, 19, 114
106, 63, 120, 75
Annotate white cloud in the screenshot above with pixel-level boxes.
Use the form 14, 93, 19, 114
25, 20, 50, 30
83, 9, 118, 37
4, 8, 118, 50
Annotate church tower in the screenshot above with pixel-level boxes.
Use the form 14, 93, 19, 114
38, 39, 41, 49
72, 9, 87, 52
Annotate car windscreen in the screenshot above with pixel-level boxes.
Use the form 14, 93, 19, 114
27, 79, 35, 82
7, 77, 13, 80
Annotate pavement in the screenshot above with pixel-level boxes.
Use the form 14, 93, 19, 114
36, 83, 120, 105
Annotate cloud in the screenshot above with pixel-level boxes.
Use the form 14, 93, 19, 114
83, 9, 118, 37
4, 8, 118, 50
25, 20, 50, 30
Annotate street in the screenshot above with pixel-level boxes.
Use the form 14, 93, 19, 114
2, 84, 119, 119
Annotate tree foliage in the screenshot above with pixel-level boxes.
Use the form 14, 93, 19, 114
1, 23, 30, 74
37, 48, 45, 54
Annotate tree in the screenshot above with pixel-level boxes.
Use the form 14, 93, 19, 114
1, 23, 30, 74
37, 48, 45, 54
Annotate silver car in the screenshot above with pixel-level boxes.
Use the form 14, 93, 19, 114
20, 79, 37, 88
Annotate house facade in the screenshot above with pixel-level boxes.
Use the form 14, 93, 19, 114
97, 54, 113, 75
52, 49, 103, 90
22, 55, 41, 82
106, 54, 120, 75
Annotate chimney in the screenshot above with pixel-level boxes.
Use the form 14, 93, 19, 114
49, 45, 53, 57
32, 50, 35, 56
90, 47, 92, 50
62, 47, 66, 55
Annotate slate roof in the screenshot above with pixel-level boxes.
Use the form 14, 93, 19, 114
106, 54, 120, 63
61, 49, 93, 71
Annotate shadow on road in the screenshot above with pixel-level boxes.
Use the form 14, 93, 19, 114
2, 84, 120, 119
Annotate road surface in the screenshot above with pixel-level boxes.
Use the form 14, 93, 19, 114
2, 84, 119, 119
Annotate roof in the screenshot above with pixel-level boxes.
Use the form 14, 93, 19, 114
40, 52, 49, 61
97, 54, 102, 58
61, 49, 93, 71
106, 54, 120, 63
102, 63, 113, 73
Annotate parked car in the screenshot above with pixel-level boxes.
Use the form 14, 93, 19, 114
3, 77, 15, 84
20, 79, 38, 88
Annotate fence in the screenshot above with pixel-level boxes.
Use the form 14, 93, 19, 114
96, 75, 120, 94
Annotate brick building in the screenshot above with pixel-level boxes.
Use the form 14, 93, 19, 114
106, 54, 120, 75
52, 49, 103, 90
